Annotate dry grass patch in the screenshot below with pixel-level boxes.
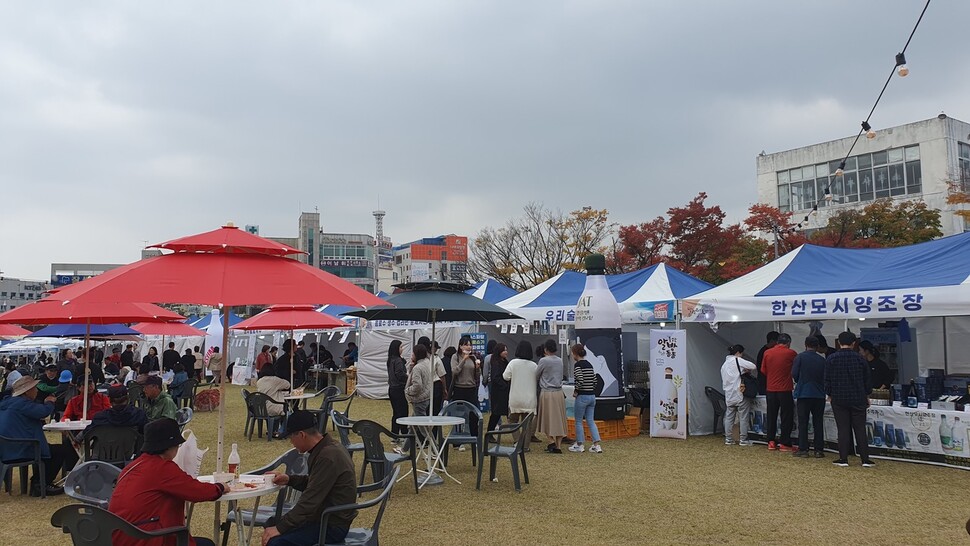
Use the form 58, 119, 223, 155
3, 384, 967, 545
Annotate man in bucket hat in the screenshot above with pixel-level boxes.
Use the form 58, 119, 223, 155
261, 410, 357, 546
0, 377, 69, 496
109, 418, 225, 546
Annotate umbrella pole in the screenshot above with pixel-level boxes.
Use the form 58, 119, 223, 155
83, 320, 91, 421
217, 310, 230, 472
290, 329, 295, 389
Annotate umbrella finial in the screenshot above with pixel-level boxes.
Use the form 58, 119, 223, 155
224, 222, 236, 228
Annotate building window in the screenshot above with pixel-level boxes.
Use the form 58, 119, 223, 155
959, 142, 970, 192
777, 145, 921, 211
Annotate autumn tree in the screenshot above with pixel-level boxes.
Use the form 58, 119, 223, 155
605, 217, 669, 274
811, 199, 941, 247
663, 193, 744, 284
945, 167, 970, 222
744, 203, 808, 256
468, 204, 612, 290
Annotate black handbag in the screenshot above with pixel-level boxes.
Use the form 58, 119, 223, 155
737, 358, 758, 399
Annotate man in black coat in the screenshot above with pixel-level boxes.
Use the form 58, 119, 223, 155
162, 342, 181, 372
120, 344, 135, 370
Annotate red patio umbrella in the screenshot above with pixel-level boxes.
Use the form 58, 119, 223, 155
130, 321, 206, 337
232, 304, 350, 385
41, 224, 389, 471
0, 299, 185, 420
0, 299, 184, 325
0, 324, 31, 337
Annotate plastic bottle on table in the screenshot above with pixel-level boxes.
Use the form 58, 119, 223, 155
228, 443, 241, 477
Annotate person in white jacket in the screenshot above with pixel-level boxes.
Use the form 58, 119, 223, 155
503, 341, 538, 449
720, 344, 758, 446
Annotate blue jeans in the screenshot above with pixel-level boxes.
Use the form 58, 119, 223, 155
267, 524, 349, 546
574, 394, 600, 443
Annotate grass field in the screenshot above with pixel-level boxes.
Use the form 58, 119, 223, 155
3, 384, 968, 545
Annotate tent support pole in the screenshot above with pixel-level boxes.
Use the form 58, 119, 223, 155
942, 316, 948, 375
82, 320, 91, 421
430, 310, 437, 417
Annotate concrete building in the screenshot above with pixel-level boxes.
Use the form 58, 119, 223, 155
264, 212, 387, 294
393, 235, 469, 284
0, 277, 51, 312
757, 114, 970, 235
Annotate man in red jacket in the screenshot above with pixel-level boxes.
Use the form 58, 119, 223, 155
761, 332, 797, 451
63, 380, 111, 421
109, 418, 225, 546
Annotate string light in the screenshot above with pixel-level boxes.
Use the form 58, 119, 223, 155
791, 0, 930, 233
896, 53, 909, 77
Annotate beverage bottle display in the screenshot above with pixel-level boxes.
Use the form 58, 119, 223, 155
939, 416, 952, 451
952, 417, 966, 452
228, 443, 241, 477
906, 379, 919, 408
575, 254, 622, 398
660, 367, 678, 430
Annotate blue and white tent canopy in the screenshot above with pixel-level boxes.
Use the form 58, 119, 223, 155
497, 263, 713, 323
465, 279, 517, 304
684, 232, 970, 323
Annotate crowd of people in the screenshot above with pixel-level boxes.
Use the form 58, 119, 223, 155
388, 335, 604, 456
721, 330, 883, 467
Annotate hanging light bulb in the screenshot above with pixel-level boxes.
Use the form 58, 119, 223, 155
835, 161, 845, 177
862, 121, 875, 140
896, 53, 909, 77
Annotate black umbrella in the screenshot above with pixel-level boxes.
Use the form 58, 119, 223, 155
344, 281, 521, 414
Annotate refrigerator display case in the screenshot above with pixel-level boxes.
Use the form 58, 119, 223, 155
860, 326, 918, 384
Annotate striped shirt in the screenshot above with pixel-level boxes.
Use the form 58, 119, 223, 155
574, 359, 596, 395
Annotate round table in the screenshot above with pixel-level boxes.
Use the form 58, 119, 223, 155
282, 392, 318, 410
193, 474, 283, 546
43, 420, 91, 431
396, 415, 465, 487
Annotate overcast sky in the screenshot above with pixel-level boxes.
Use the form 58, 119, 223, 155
2, 1, 967, 280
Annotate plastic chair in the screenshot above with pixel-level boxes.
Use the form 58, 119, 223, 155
0, 435, 46, 498
84, 426, 141, 467
331, 410, 365, 459
64, 461, 121, 509
220, 448, 308, 546
439, 400, 483, 467
477, 412, 534, 492
328, 389, 357, 431
176, 407, 194, 432
705, 386, 727, 435
307, 386, 341, 433
174, 378, 198, 408
352, 419, 419, 495
126, 383, 145, 409
246, 392, 285, 441
241, 389, 254, 435
51, 504, 190, 546
319, 466, 400, 546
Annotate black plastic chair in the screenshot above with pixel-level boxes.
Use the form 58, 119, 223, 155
319, 466, 400, 546
174, 378, 198, 408
241, 389, 254, 435
328, 389, 357, 431
705, 386, 727, 435
126, 383, 145, 409
246, 392, 285, 441
0, 435, 46, 498
331, 410, 365, 459
84, 425, 141, 467
220, 448, 308, 546
477, 412, 534, 492
64, 460, 121, 509
352, 419, 419, 495
439, 400, 483, 467
307, 386, 341, 433
51, 504, 190, 546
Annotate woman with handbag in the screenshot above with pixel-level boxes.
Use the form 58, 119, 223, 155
720, 344, 758, 446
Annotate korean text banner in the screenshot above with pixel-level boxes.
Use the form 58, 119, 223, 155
650, 329, 687, 439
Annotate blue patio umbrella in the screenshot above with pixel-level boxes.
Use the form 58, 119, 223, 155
28, 323, 142, 338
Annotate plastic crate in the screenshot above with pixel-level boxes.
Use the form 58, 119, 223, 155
567, 416, 639, 441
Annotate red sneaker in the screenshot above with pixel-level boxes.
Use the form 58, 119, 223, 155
767, 441, 777, 450
778, 444, 794, 452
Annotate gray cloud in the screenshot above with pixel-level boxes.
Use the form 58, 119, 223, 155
1, 1, 967, 279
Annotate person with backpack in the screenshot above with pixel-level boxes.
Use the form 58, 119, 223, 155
720, 344, 757, 446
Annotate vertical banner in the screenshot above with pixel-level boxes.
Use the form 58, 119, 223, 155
650, 329, 687, 439
203, 309, 223, 379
